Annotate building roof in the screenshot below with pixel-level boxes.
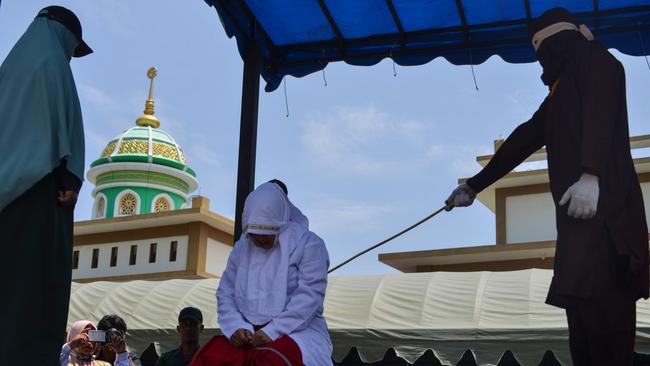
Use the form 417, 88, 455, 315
379, 240, 557, 273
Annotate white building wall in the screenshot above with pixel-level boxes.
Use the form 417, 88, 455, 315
72, 235, 188, 280
505, 182, 650, 245
506, 192, 557, 244
205, 238, 232, 277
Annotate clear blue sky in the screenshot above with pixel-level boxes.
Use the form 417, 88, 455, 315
2, 1, 649, 275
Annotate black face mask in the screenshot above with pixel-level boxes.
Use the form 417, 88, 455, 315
535, 30, 586, 86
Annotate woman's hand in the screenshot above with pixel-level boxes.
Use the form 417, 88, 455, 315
230, 328, 253, 348
67, 333, 90, 349
252, 330, 272, 346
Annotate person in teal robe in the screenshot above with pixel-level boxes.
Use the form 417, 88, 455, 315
0, 6, 92, 365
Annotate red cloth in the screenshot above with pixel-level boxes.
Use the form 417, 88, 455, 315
188, 335, 303, 366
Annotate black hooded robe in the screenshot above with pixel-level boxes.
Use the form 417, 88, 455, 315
467, 35, 648, 306
465, 36, 648, 357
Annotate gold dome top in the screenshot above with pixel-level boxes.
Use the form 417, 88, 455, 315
135, 67, 160, 128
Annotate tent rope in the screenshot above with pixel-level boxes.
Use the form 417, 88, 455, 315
390, 42, 398, 77
469, 46, 479, 91
321, 49, 328, 86
283, 77, 289, 117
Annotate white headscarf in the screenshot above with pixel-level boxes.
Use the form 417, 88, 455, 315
235, 182, 309, 325
531, 22, 595, 51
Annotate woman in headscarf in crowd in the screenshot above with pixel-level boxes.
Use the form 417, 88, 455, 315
190, 181, 333, 366
60, 320, 130, 366
0, 6, 90, 365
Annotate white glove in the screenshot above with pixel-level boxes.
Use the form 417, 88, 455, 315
446, 184, 477, 210
559, 173, 599, 219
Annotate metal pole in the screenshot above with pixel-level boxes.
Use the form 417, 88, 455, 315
234, 43, 260, 242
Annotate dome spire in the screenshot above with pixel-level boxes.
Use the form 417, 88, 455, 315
136, 67, 161, 128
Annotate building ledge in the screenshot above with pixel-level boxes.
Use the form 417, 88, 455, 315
476, 134, 650, 167
75, 196, 233, 236
379, 240, 557, 273
72, 270, 219, 283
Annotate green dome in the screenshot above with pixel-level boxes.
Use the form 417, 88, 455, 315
86, 67, 199, 219
90, 126, 195, 177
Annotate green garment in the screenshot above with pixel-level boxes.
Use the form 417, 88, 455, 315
0, 17, 85, 211
156, 347, 196, 366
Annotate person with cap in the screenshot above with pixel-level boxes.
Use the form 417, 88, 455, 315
446, 7, 648, 365
0, 5, 92, 365
189, 181, 333, 366
156, 307, 205, 366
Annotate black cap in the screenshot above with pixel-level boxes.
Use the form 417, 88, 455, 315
528, 7, 578, 40
178, 307, 203, 324
36, 6, 93, 57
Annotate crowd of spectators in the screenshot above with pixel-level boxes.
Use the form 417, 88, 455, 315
62, 308, 204, 366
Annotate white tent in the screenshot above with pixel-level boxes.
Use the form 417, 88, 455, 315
68, 269, 650, 365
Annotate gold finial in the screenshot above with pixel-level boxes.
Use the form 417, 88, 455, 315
136, 67, 161, 128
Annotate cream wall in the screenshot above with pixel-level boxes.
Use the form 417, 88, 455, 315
505, 192, 556, 244
205, 238, 232, 277
505, 182, 650, 245
72, 235, 188, 280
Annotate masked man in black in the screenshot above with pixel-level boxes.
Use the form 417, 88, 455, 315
447, 7, 648, 366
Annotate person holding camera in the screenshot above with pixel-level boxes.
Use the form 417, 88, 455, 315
60, 320, 130, 366
95, 315, 138, 366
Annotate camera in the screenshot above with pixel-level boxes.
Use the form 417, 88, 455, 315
87, 328, 123, 343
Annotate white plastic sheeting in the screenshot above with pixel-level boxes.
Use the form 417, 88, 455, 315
68, 269, 650, 365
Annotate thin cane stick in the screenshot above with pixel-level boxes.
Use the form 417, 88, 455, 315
328, 204, 451, 274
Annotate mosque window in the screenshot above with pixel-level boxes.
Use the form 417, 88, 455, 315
129, 245, 137, 265
91, 249, 99, 269
153, 196, 171, 213
169, 241, 178, 262
95, 196, 106, 219
110, 247, 118, 267
72, 250, 79, 270
118, 192, 138, 216
149, 243, 157, 263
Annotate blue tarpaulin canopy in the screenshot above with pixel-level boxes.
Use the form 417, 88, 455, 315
205, 0, 650, 92
202, 0, 650, 240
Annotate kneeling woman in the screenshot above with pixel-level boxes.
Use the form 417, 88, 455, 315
190, 182, 333, 366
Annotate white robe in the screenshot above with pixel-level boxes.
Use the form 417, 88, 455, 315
216, 182, 333, 366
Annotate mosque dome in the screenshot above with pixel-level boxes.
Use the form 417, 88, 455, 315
87, 67, 198, 219
93, 126, 192, 174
